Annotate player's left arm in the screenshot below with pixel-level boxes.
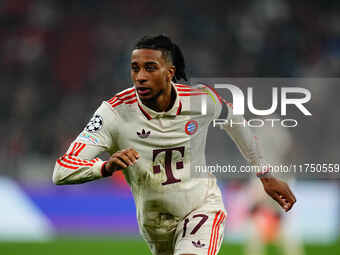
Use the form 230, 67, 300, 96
223, 104, 296, 211
204, 85, 296, 212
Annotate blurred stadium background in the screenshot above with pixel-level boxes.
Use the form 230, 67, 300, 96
1, 0, 340, 254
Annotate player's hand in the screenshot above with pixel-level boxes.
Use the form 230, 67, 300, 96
104, 148, 140, 175
260, 177, 296, 212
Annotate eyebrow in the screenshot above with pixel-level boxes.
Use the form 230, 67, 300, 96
131, 61, 158, 65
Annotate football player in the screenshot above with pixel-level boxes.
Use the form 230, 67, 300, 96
53, 35, 296, 255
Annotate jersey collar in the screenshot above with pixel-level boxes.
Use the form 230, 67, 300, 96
136, 83, 182, 120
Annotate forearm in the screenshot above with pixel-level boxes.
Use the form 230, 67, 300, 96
53, 158, 106, 185
53, 142, 107, 185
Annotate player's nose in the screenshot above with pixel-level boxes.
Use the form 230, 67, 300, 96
136, 71, 148, 84
136, 78, 148, 85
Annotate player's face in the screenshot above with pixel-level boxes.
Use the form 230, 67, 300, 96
131, 49, 174, 101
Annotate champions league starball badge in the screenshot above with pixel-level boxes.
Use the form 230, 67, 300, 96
85, 115, 103, 133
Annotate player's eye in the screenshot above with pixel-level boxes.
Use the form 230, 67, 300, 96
131, 66, 139, 72
145, 65, 156, 71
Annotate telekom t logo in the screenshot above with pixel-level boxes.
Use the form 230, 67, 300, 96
152, 147, 185, 185
203, 84, 312, 116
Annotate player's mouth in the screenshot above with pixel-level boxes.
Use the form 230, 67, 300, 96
136, 87, 152, 96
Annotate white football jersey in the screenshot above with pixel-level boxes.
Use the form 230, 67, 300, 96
53, 83, 263, 236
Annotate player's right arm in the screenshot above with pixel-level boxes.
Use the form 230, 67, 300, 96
53, 102, 118, 185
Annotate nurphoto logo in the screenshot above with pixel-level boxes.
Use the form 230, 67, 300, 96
205, 84, 312, 128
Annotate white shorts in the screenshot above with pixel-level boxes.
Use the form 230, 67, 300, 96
142, 205, 226, 255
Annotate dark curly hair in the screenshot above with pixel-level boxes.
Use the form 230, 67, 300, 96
134, 35, 187, 82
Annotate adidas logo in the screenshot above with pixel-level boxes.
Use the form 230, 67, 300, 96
192, 240, 205, 248
137, 129, 151, 138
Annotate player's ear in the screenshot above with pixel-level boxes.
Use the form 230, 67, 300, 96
167, 65, 176, 82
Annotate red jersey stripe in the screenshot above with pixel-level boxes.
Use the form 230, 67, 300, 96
57, 159, 79, 170
175, 84, 191, 88
111, 95, 137, 107
63, 155, 95, 165
214, 213, 226, 255
211, 212, 225, 255
209, 211, 224, 255
108, 97, 119, 104
116, 88, 135, 97
212, 213, 226, 255
74, 143, 86, 156
67, 155, 98, 164
111, 99, 136, 107
138, 103, 152, 120
178, 93, 208, 96
177, 88, 203, 92
61, 157, 94, 167
108, 88, 135, 106
125, 98, 137, 104
107, 96, 118, 104
176, 101, 182, 115
72, 142, 83, 155
208, 210, 222, 255
111, 101, 124, 108
118, 93, 136, 101
69, 143, 78, 155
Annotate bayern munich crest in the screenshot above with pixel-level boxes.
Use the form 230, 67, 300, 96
185, 120, 198, 135
85, 115, 103, 133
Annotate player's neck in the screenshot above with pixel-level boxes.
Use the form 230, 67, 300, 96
142, 83, 176, 112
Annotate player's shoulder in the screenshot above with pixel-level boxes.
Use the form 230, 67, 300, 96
104, 86, 137, 111
175, 83, 226, 119
175, 83, 207, 95
175, 83, 223, 105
